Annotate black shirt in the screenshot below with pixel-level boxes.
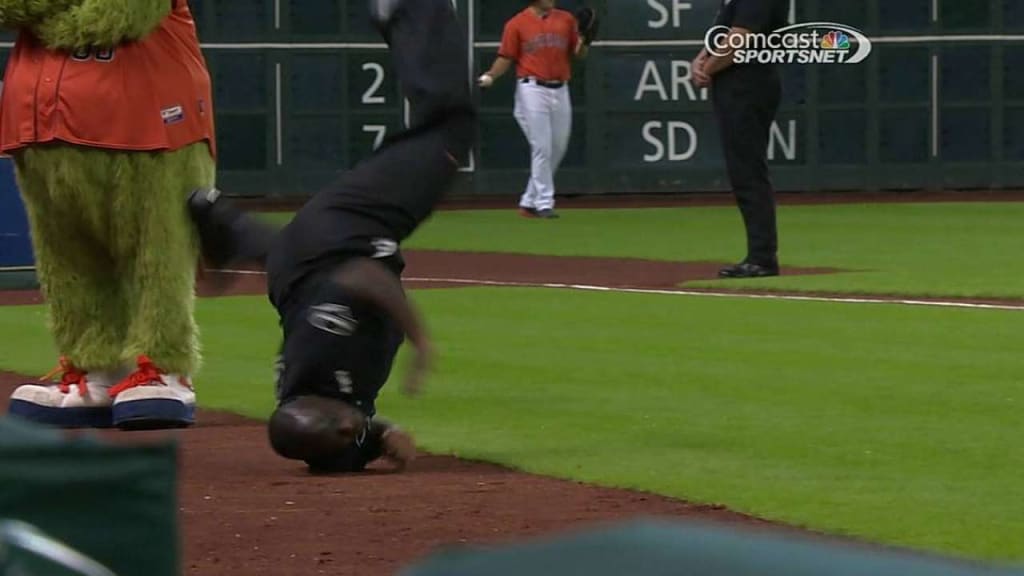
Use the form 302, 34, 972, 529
709, 0, 789, 80
265, 125, 457, 312
714, 0, 789, 34
266, 208, 408, 315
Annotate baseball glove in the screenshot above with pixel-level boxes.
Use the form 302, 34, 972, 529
576, 6, 599, 46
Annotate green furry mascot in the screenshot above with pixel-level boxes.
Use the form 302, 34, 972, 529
1, 0, 216, 429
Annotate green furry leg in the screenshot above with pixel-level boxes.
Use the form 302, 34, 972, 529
113, 143, 215, 374
14, 143, 215, 375
14, 149, 128, 372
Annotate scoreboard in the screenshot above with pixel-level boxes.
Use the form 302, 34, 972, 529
188, 0, 466, 195
2, 0, 1024, 196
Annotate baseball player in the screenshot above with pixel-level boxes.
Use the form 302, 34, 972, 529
478, 1, 598, 219
187, 0, 475, 473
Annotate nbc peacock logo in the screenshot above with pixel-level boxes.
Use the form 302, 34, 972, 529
821, 30, 851, 50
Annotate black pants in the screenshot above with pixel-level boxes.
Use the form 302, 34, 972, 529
270, 0, 475, 266
712, 66, 782, 267
192, 0, 473, 472
268, 0, 474, 410
378, 0, 474, 142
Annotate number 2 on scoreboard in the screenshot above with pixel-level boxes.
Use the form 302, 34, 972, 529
362, 62, 386, 105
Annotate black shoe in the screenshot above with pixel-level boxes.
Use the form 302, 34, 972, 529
187, 188, 275, 269
368, 0, 403, 28
718, 261, 780, 279
536, 209, 560, 219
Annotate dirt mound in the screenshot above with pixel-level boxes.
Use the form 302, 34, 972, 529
0, 374, 766, 576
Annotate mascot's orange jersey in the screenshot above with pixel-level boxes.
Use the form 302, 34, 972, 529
0, 0, 216, 157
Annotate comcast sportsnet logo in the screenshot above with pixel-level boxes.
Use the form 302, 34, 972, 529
705, 22, 872, 65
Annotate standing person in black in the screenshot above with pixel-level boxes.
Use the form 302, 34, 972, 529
694, 0, 788, 278
185, 0, 476, 473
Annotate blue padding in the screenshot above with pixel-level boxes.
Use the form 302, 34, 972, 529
0, 158, 34, 269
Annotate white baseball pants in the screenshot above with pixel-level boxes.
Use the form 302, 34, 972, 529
513, 81, 572, 211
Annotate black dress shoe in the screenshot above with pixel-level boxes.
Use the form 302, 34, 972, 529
718, 262, 780, 278
368, 0, 403, 28
188, 188, 276, 269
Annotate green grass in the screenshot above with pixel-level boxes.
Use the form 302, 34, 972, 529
2, 289, 1022, 562
265, 202, 1024, 299
6, 202, 1019, 560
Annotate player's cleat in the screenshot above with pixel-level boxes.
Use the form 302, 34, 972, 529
109, 356, 195, 430
7, 358, 117, 428
518, 207, 539, 218
187, 187, 275, 270
537, 209, 560, 219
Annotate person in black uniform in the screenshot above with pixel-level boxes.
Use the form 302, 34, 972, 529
694, 0, 788, 278
185, 0, 476, 473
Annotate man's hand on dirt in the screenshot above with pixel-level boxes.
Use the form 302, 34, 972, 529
402, 338, 434, 397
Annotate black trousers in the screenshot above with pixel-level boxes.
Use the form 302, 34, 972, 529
277, 0, 476, 245
712, 66, 782, 267
269, 0, 475, 395
377, 0, 474, 141
267, 0, 477, 308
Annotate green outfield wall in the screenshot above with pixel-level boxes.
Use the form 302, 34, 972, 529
0, 0, 1020, 197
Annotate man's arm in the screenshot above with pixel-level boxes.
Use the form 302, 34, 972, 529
701, 0, 774, 83
479, 56, 514, 87
332, 257, 433, 396
692, 46, 710, 85
695, 27, 751, 87
481, 19, 520, 87
704, 27, 752, 75
575, 40, 589, 59
574, 7, 598, 59
572, 14, 587, 59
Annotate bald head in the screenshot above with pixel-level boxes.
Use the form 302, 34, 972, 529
268, 396, 367, 469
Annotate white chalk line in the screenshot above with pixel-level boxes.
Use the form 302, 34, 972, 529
211, 269, 1024, 312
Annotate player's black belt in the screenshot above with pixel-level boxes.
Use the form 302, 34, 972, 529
520, 77, 566, 89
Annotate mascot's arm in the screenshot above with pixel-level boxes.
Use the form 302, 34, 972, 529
32, 0, 170, 50
0, 0, 76, 29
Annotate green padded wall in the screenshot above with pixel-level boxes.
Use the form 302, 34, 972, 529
0, 417, 180, 576
401, 519, 1024, 576
0, 1, 1020, 196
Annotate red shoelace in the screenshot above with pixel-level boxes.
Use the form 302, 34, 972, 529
40, 356, 88, 396
108, 355, 166, 397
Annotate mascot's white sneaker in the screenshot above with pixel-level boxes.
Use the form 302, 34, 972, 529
109, 355, 196, 430
7, 358, 116, 428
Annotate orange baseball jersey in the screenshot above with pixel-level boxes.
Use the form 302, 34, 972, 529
0, 0, 216, 157
498, 8, 578, 82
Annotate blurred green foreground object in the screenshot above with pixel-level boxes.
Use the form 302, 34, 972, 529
401, 519, 1024, 576
1, 520, 115, 576
0, 416, 179, 576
